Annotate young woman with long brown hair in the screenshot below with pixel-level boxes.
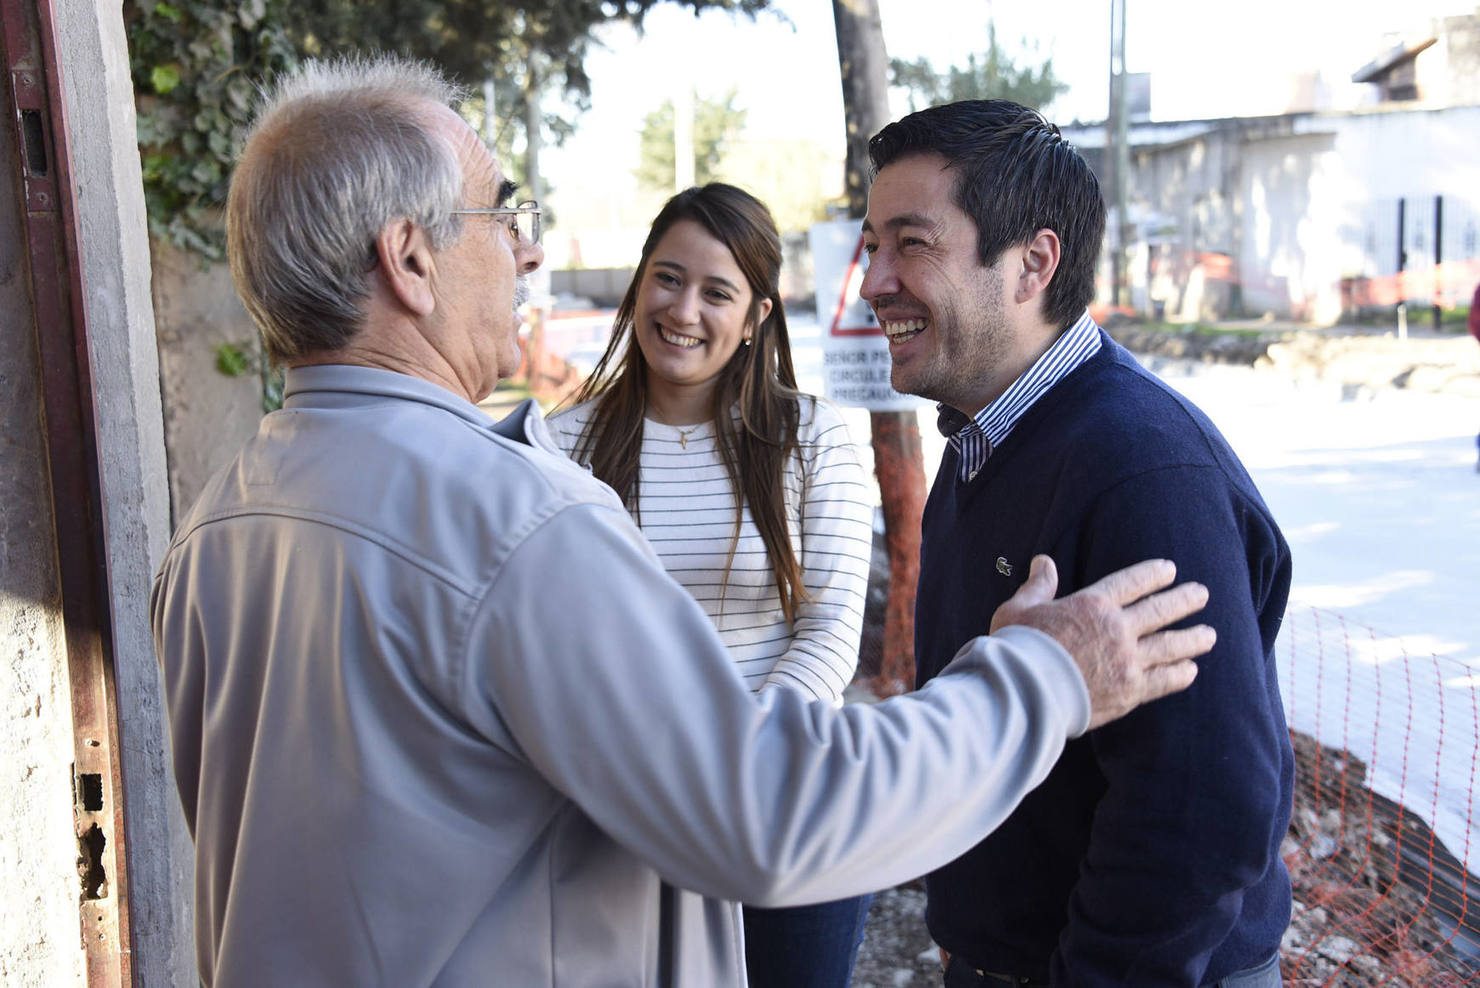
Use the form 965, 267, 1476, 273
549, 183, 875, 987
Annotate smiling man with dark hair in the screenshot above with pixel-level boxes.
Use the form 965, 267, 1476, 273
862, 99, 1294, 988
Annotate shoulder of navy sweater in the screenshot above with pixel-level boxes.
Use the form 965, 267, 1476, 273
1004, 336, 1258, 489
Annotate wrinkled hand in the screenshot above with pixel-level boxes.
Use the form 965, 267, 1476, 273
992, 555, 1214, 730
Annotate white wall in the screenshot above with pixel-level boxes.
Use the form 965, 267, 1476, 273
0, 92, 88, 986
1111, 104, 1480, 323
1313, 106, 1480, 306
1237, 130, 1340, 322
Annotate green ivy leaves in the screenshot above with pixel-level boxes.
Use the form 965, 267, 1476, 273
126, 0, 297, 260
149, 64, 180, 93
214, 341, 284, 412
214, 341, 249, 377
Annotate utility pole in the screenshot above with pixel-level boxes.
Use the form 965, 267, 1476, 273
831, 0, 926, 697
1106, 0, 1130, 308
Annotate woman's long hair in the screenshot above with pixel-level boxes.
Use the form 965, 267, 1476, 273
562, 183, 808, 625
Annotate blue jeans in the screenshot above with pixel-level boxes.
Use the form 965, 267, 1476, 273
1202, 952, 1282, 988
742, 893, 872, 988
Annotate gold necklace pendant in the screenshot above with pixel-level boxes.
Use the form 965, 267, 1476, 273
676, 425, 698, 449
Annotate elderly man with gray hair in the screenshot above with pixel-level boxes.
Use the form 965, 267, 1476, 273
151, 54, 1215, 986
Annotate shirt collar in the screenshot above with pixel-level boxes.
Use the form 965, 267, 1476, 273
282, 363, 556, 451
938, 310, 1103, 482
283, 364, 484, 418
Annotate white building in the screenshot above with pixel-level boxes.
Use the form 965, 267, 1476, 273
1069, 10, 1480, 324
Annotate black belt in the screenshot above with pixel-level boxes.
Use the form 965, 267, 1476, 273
945, 955, 1047, 987
977, 973, 1041, 987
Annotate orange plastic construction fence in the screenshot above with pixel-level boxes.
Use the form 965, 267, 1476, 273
1279, 605, 1479, 984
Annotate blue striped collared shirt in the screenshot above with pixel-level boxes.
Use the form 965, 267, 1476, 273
939, 310, 1103, 482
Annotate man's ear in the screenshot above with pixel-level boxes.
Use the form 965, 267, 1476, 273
1015, 228, 1061, 305
374, 218, 438, 317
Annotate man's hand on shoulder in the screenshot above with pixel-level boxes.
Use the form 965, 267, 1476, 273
992, 555, 1214, 730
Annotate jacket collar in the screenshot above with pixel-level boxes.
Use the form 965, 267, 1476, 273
282, 364, 552, 452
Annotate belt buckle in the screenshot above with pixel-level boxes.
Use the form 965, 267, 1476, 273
975, 969, 1027, 986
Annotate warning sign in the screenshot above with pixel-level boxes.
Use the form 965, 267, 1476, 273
808, 219, 925, 412
827, 236, 879, 336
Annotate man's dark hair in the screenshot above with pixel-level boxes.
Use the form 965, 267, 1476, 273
868, 100, 1106, 330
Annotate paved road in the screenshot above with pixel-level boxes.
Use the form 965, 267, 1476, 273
1151, 356, 1479, 665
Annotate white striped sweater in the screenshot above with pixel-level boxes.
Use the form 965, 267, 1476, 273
549, 397, 873, 702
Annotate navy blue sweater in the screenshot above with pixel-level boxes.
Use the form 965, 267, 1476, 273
916, 335, 1293, 986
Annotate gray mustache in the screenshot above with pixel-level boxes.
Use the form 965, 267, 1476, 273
513, 277, 531, 310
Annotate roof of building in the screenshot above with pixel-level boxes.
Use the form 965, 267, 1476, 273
1351, 37, 1437, 83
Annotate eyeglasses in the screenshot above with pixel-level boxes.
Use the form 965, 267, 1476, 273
450, 200, 541, 245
